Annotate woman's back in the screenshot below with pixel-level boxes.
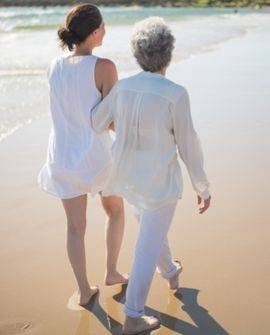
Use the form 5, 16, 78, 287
38, 54, 113, 199
91, 70, 210, 209
49, 55, 100, 129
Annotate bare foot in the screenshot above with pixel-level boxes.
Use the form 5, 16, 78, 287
168, 260, 183, 290
123, 315, 160, 334
77, 286, 99, 306
105, 271, 129, 286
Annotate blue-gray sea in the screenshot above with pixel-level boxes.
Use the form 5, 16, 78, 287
0, 6, 269, 141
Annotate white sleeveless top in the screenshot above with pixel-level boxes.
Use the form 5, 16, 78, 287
38, 54, 113, 199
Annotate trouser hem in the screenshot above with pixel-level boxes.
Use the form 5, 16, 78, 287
157, 260, 182, 279
124, 304, 145, 318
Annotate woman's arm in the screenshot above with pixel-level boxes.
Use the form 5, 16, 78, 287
94, 58, 118, 131
171, 87, 211, 201
96, 58, 118, 98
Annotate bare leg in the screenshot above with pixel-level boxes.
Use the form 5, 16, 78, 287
62, 195, 98, 305
100, 194, 129, 285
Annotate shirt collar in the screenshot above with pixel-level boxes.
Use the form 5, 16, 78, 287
139, 70, 165, 79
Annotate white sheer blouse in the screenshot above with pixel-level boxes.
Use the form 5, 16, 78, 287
91, 70, 211, 209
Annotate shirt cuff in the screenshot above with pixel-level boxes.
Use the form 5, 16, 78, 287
198, 188, 211, 200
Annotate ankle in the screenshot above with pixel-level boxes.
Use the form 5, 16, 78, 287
78, 284, 91, 294
125, 316, 141, 324
106, 269, 118, 277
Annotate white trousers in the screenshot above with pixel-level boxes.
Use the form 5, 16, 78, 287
124, 201, 181, 318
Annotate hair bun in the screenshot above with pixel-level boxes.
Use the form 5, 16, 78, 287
57, 26, 81, 51
57, 4, 102, 52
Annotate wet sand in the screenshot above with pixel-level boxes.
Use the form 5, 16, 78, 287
0, 26, 269, 334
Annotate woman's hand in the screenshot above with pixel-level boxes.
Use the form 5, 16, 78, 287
109, 122, 115, 131
197, 195, 211, 214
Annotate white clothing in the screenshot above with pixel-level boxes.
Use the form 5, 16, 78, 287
38, 54, 113, 199
133, 206, 182, 279
124, 201, 178, 318
91, 70, 211, 210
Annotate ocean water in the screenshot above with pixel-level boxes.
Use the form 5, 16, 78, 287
0, 6, 269, 142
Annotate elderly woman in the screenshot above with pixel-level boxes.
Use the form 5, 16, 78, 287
91, 17, 211, 335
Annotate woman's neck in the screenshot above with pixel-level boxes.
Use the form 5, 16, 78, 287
156, 67, 167, 76
73, 45, 93, 56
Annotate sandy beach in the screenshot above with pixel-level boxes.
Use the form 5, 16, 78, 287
0, 22, 269, 335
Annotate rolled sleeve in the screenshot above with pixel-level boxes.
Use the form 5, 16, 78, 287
171, 88, 211, 200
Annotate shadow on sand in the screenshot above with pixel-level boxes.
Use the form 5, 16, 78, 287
74, 284, 229, 335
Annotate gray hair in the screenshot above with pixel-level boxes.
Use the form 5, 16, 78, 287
131, 16, 175, 72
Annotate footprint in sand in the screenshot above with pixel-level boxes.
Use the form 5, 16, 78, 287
0, 318, 39, 334
67, 290, 87, 311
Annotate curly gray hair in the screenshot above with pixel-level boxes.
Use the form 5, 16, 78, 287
131, 16, 175, 72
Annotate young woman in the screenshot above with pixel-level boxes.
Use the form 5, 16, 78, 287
91, 17, 212, 334
38, 3, 128, 307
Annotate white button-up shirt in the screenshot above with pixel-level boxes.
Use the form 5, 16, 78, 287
91, 70, 211, 209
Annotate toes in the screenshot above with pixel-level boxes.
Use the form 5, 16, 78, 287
105, 272, 130, 286
90, 285, 99, 293
122, 273, 130, 282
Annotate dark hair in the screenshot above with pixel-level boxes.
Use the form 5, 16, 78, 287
57, 3, 102, 51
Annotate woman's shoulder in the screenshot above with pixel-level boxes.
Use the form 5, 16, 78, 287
95, 57, 117, 76
46, 54, 64, 79
161, 77, 188, 103
95, 57, 118, 94
50, 54, 64, 67
163, 76, 187, 92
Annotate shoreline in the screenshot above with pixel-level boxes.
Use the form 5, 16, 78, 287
0, 1, 269, 8
2, 6, 264, 144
